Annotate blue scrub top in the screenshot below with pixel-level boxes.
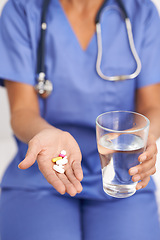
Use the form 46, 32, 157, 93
0, 0, 160, 199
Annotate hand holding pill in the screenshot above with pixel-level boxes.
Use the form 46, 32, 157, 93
18, 128, 83, 196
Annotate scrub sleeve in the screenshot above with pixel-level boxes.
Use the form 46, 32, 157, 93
136, 0, 160, 88
0, 0, 160, 240
0, 0, 35, 86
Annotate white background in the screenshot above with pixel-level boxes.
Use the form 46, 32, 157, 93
0, 0, 160, 217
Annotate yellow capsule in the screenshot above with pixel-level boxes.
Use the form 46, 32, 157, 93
51, 157, 63, 163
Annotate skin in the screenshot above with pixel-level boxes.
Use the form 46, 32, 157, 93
59, 0, 104, 50
4, 0, 160, 196
131, 85, 160, 190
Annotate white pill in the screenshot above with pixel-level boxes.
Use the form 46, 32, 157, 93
56, 158, 68, 165
58, 164, 64, 169
53, 165, 65, 174
60, 150, 66, 155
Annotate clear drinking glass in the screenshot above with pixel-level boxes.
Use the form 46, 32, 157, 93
96, 111, 150, 198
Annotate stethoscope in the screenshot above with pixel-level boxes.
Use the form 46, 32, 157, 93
35, 0, 142, 98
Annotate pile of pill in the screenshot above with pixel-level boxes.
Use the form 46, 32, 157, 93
52, 150, 68, 174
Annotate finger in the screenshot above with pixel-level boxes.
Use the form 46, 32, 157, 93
129, 154, 156, 176
65, 165, 83, 193
46, 172, 66, 195
136, 176, 150, 190
18, 139, 41, 169
38, 160, 66, 195
132, 166, 156, 182
57, 171, 77, 196
71, 160, 83, 181
139, 142, 157, 163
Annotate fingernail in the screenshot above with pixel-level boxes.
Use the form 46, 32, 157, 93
77, 186, 83, 193
137, 185, 142, 190
140, 155, 147, 162
18, 164, 21, 169
130, 168, 138, 175
133, 175, 141, 182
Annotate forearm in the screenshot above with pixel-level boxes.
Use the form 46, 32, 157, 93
11, 109, 57, 143
137, 107, 160, 140
136, 84, 160, 140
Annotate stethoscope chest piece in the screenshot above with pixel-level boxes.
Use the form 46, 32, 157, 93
35, 72, 53, 98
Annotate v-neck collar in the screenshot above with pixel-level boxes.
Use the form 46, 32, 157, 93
56, 0, 96, 53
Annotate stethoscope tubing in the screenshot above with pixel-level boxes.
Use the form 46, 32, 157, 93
37, 0, 51, 76
96, 5, 142, 81
35, 0, 142, 98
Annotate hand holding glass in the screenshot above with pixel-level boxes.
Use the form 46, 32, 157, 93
96, 111, 150, 198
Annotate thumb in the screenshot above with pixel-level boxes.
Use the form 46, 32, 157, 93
18, 140, 40, 169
